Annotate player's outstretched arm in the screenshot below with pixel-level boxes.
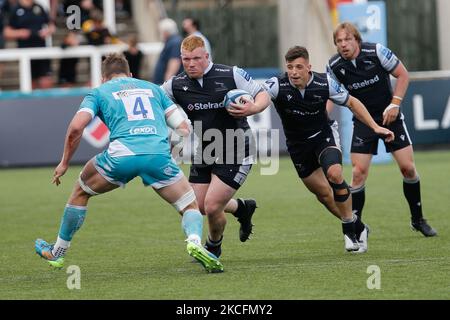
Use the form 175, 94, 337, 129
326, 100, 335, 115
347, 96, 395, 143
53, 112, 92, 186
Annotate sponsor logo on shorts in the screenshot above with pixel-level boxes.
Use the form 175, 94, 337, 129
353, 136, 364, 147
164, 166, 173, 175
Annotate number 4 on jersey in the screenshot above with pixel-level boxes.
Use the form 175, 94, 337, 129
123, 95, 155, 121
113, 89, 156, 121
133, 97, 149, 118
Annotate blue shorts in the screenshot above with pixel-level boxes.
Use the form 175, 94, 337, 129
94, 152, 183, 189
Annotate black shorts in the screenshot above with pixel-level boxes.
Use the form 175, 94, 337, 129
351, 113, 411, 154
31, 59, 52, 79
288, 122, 342, 179
189, 163, 252, 190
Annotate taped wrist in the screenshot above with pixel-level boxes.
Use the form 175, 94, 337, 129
167, 109, 185, 130
392, 96, 403, 106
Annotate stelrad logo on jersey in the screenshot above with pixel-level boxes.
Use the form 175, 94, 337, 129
187, 101, 224, 111
348, 74, 380, 90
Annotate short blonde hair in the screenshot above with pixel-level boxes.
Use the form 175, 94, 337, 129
333, 22, 362, 45
181, 35, 205, 52
102, 53, 130, 79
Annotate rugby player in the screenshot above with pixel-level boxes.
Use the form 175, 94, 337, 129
161, 35, 271, 257
327, 22, 436, 237
265, 46, 394, 252
35, 53, 224, 273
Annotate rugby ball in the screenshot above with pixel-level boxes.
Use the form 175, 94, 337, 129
223, 89, 254, 109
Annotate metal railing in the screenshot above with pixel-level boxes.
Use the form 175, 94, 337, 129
0, 42, 163, 93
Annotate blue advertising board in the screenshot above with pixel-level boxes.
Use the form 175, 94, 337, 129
402, 77, 450, 145
337, 1, 391, 163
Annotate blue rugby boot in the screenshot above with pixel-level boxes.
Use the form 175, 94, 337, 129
35, 239, 65, 269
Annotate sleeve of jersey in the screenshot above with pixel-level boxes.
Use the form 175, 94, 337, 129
233, 66, 264, 98
376, 43, 400, 72
262, 77, 279, 100
78, 91, 99, 118
157, 86, 178, 114
326, 64, 339, 82
327, 73, 350, 106
160, 78, 176, 101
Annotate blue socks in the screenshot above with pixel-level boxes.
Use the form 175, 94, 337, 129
181, 209, 203, 242
58, 204, 87, 241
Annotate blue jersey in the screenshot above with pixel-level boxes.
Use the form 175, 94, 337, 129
79, 77, 177, 156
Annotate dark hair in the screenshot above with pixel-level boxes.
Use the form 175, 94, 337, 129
192, 18, 200, 30
185, 17, 201, 30
285, 46, 309, 62
101, 53, 130, 79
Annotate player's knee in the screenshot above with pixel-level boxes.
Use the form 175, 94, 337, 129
204, 200, 222, 217
400, 164, 416, 179
326, 165, 343, 185
172, 189, 196, 212
320, 147, 342, 178
77, 174, 99, 197
181, 199, 199, 213
69, 184, 91, 204
352, 165, 368, 186
329, 180, 351, 203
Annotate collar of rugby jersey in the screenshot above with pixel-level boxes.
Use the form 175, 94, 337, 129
195, 61, 214, 87
288, 71, 314, 98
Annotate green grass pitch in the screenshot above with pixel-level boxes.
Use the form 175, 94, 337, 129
1, 151, 449, 299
